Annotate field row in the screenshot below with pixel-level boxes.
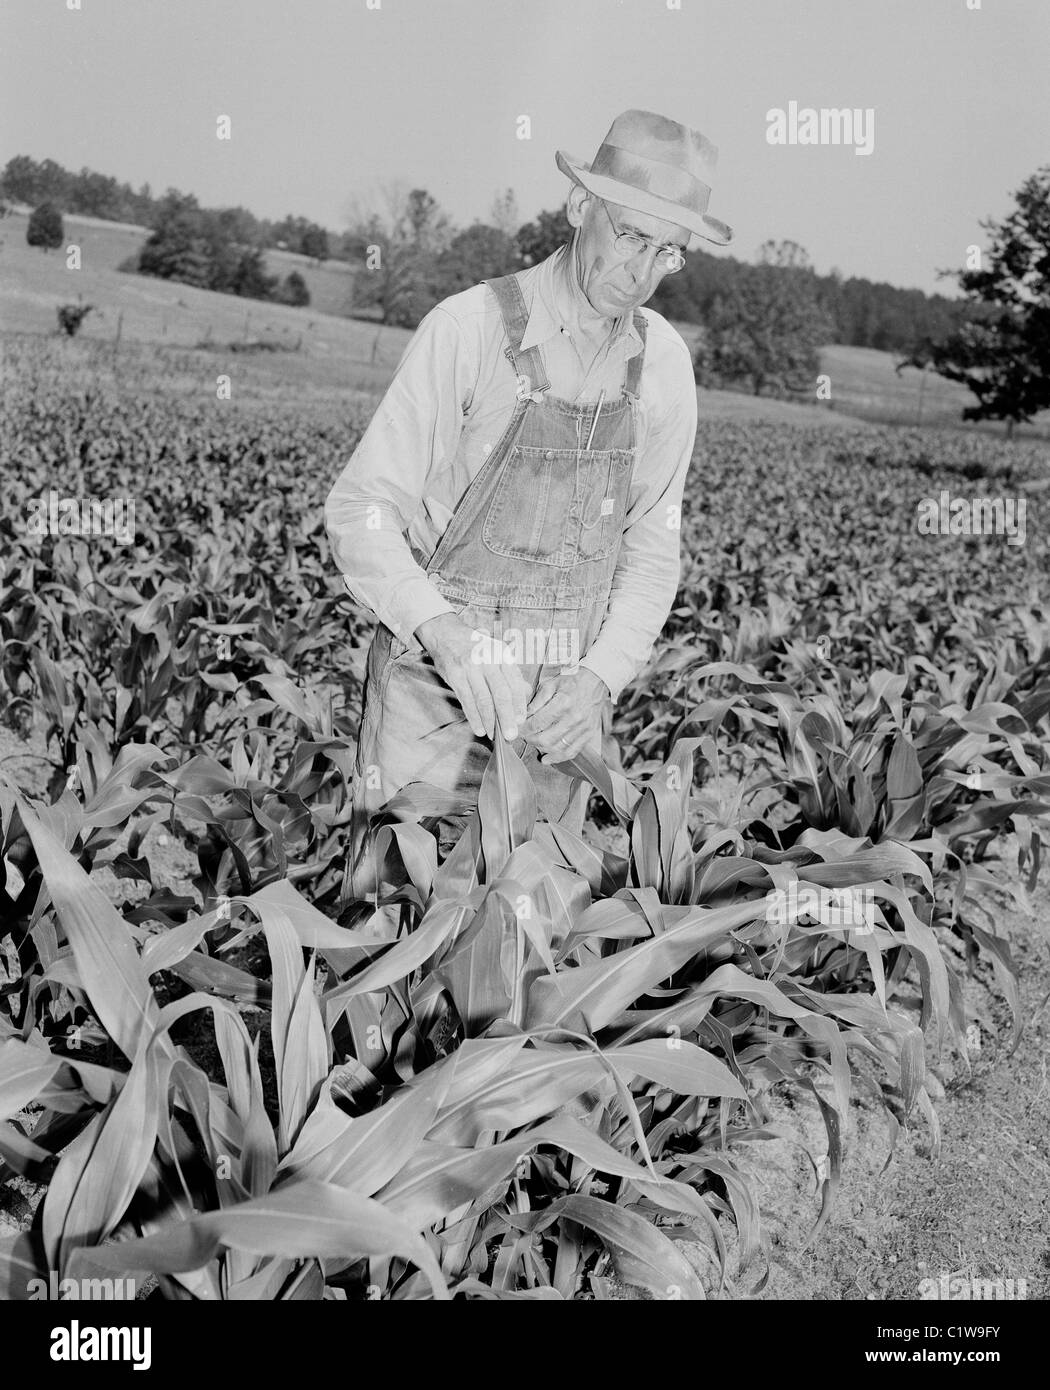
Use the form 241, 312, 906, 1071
1, 333, 1048, 1299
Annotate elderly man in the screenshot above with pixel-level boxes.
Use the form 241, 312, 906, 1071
325, 109, 733, 897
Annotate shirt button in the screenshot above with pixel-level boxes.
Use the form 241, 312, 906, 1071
544, 450, 554, 459
482, 443, 492, 454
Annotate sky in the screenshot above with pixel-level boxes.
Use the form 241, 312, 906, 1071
2, 0, 1047, 294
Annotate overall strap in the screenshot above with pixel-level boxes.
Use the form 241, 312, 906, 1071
623, 310, 648, 399
484, 274, 551, 396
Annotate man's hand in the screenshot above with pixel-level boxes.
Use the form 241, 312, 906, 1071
523, 667, 609, 761
415, 613, 529, 741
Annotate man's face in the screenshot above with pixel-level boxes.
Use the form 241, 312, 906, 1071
569, 190, 691, 319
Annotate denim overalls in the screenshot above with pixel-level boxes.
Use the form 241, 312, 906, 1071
348, 271, 648, 896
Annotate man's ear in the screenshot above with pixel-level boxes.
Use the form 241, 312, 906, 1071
566, 184, 590, 229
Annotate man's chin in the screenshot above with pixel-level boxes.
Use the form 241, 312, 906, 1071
596, 289, 642, 316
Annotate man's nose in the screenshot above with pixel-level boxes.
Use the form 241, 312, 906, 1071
626, 244, 662, 283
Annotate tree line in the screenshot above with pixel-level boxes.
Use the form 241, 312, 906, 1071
4, 154, 960, 353
7, 154, 1048, 429
1, 154, 333, 261
342, 183, 964, 360
17, 189, 312, 309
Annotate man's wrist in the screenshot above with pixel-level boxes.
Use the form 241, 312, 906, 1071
398, 587, 455, 648
575, 665, 610, 700
415, 611, 462, 653
579, 652, 624, 704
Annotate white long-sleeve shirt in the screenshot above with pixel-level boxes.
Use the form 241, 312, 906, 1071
324, 243, 698, 702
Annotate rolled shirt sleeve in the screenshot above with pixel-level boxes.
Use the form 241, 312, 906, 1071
324, 306, 473, 644
579, 339, 697, 703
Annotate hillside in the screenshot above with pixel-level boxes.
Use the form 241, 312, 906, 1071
3, 208, 1047, 439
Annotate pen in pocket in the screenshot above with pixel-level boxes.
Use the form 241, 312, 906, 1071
585, 389, 605, 451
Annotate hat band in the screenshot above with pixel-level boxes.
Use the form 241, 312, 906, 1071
589, 142, 713, 217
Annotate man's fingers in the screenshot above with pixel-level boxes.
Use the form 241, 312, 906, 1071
465, 633, 529, 738
487, 668, 523, 741
527, 676, 561, 718
531, 708, 582, 750
542, 719, 598, 761
527, 692, 572, 737
539, 729, 588, 763
450, 673, 487, 739
467, 669, 497, 740
501, 663, 530, 729
444, 659, 528, 742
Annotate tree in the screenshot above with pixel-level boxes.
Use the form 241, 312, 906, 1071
229, 246, 277, 300
214, 205, 263, 247
651, 246, 738, 325
299, 223, 330, 262
149, 188, 200, 229
345, 183, 454, 327
516, 207, 571, 266
2, 154, 45, 203
277, 270, 310, 306
404, 188, 450, 252
902, 165, 1050, 435
267, 214, 328, 258
429, 223, 518, 300
700, 242, 830, 397
137, 209, 213, 287
134, 205, 278, 300
26, 201, 64, 251
756, 238, 811, 270
489, 188, 520, 240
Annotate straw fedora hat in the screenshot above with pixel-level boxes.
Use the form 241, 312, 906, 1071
556, 109, 733, 248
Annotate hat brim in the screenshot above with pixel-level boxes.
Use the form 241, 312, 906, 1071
556, 150, 733, 248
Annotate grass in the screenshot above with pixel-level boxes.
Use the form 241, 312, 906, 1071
0, 209, 397, 395
3, 206, 1048, 442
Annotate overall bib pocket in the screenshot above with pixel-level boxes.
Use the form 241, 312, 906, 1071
482, 445, 633, 567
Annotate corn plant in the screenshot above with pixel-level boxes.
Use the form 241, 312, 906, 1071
3, 333, 1049, 1300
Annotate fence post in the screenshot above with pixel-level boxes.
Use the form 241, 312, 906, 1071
916, 362, 928, 427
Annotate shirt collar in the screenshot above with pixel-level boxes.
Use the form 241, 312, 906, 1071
520, 242, 643, 358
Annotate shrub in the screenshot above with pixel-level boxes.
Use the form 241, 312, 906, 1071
26, 201, 64, 251
278, 270, 310, 307
56, 303, 93, 337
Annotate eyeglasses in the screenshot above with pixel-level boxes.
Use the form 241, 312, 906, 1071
597, 200, 687, 274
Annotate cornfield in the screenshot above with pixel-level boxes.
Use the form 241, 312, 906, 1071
1, 333, 1048, 1300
